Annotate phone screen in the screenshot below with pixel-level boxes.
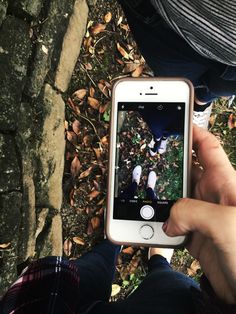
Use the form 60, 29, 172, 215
113, 102, 185, 222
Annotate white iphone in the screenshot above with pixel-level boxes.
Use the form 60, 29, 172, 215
106, 78, 193, 247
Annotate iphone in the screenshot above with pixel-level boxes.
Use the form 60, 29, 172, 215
106, 78, 193, 247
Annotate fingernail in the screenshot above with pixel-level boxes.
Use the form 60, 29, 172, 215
162, 220, 168, 232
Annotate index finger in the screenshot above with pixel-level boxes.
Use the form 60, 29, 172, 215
192, 124, 233, 171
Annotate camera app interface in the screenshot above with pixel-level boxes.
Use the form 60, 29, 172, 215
113, 102, 185, 222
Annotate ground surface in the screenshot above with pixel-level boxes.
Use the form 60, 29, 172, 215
61, 0, 236, 299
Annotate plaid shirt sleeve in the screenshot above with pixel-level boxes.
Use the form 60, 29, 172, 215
0, 256, 86, 314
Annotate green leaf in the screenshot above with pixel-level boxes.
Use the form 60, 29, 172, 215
103, 110, 110, 122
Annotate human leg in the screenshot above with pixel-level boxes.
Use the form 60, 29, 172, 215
121, 165, 141, 199
70, 240, 120, 305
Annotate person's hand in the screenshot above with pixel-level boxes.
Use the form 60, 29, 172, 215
164, 125, 236, 304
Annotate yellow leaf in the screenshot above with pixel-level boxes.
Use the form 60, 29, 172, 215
104, 12, 112, 23
111, 284, 121, 297
73, 236, 85, 246
117, 43, 130, 60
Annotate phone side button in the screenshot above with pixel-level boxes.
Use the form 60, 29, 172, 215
140, 225, 154, 240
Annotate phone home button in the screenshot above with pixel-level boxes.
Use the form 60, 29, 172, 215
140, 224, 154, 240
140, 205, 154, 220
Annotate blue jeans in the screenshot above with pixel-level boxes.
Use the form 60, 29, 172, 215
77, 241, 200, 313
119, 0, 236, 103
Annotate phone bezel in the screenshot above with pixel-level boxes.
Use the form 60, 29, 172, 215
106, 78, 193, 247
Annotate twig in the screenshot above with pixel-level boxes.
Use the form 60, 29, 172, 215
79, 64, 97, 88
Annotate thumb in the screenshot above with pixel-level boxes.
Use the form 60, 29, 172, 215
164, 198, 222, 238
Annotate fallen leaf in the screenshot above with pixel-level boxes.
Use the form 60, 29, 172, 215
91, 23, 106, 35
84, 62, 93, 70
67, 98, 81, 115
72, 120, 80, 135
88, 190, 100, 201
117, 16, 123, 26
73, 236, 85, 246
69, 189, 75, 206
67, 131, 78, 145
228, 113, 236, 129
116, 58, 124, 65
64, 120, 69, 130
117, 43, 130, 60
89, 87, 95, 98
70, 156, 81, 178
93, 147, 102, 160
104, 12, 112, 23
88, 97, 100, 110
99, 102, 109, 114
140, 143, 146, 150
123, 62, 139, 74
0, 242, 11, 249
101, 135, 109, 146
83, 134, 92, 147
187, 260, 201, 276
91, 216, 101, 229
111, 284, 121, 297
63, 238, 72, 256
122, 246, 134, 255
97, 198, 105, 206
131, 65, 144, 77
84, 36, 93, 50
79, 166, 93, 179
73, 89, 87, 100
98, 82, 109, 98
87, 221, 93, 235
120, 23, 130, 32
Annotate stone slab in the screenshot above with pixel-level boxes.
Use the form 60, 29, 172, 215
0, 192, 22, 243
54, 0, 88, 92
8, 0, 43, 19
0, 134, 21, 193
0, 0, 7, 26
24, 0, 76, 98
0, 16, 31, 131
34, 84, 65, 210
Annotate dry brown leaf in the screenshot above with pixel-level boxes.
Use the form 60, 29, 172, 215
132, 65, 144, 77
79, 166, 93, 179
83, 135, 92, 147
89, 87, 95, 98
122, 246, 134, 255
116, 58, 124, 65
93, 147, 102, 160
117, 43, 130, 60
84, 62, 93, 70
73, 236, 85, 246
88, 190, 100, 201
99, 102, 109, 114
117, 16, 123, 26
123, 62, 139, 74
97, 198, 105, 206
69, 189, 75, 206
91, 216, 101, 230
67, 131, 78, 145
72, 120, 80, 135
88, 96, 100, 110
63, 238, 72, 256
84, 36, 93, 50
187, 260, 201, 276
91, 23, 106, 35
228, 113, 236, 129
0, 242, 11, 249
70, 156, 81, 178
120, 23, 130, 32
101, 135, 109, 146
67, 98, 81, 115
104, 12, 112, 23
98, 82, 109, 98
73, 89, 87, 100
87, 221, 94, 235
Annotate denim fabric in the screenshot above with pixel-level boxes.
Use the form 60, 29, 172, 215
93, 254, 199, 314
118, 0, 236, 103
122, 182, 156, 200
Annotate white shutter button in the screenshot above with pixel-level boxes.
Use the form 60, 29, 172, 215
140, 225, 154, 240
140, 205, 155, 220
